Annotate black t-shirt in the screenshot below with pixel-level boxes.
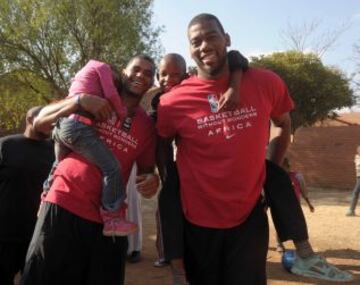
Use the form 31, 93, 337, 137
0, 134, 54, 242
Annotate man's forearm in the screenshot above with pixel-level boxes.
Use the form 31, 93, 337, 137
34, 96, 79, 135
34, 94, 114, 135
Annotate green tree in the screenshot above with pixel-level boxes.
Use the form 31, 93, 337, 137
0, 0, 162, 99
251, 51, 355, 132
0, 71, 51, 133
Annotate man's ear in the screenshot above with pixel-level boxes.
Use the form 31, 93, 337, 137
225, 33, 231, 47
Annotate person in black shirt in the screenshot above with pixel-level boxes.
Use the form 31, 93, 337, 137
0, 106, 54, 285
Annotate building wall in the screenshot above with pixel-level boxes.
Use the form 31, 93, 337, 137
286, 125, 360, 190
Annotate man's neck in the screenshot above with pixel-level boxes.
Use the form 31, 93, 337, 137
197, 64, 230, 80
122, 92, 142, 116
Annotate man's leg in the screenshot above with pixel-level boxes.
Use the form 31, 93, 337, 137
222, 200, 269, 285
87, 235, 128, 285
183, 220, 223, 285
265, 161, 353, 282
21, 203, 102, 285
0, 242, 27, 285
184, 200, 268, 285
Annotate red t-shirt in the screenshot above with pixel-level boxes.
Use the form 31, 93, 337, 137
157, 68, 294, 228
45, 107, 156, 223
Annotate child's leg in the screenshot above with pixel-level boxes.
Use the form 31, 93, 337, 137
60, 118, 126, 211
43, 119, 71, 192
158, 161, 187, 283
59, 117, 136, 236
158, 162, 184, 262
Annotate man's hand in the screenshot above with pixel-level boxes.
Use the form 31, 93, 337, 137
136, 173, 159, 199
79, 94, 114, 121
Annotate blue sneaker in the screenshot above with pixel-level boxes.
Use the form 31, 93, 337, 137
291, 255, 354, 282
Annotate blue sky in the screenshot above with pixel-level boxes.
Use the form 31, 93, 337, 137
152, 0, 360, 78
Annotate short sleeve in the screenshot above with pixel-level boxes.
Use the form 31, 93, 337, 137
269, 72, 294, 118
156, 96, 177, 139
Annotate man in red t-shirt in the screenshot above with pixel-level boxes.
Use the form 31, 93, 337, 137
157, 14, 293, 284
21, 55, 159, 285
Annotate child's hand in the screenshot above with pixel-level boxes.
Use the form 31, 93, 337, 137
218, 89, 240, 112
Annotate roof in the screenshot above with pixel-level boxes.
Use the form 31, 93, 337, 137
315, 112, 360, 127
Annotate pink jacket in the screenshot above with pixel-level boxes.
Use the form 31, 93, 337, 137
69, 60, 126, 118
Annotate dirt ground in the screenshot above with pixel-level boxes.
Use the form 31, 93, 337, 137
125, 189, 360, 285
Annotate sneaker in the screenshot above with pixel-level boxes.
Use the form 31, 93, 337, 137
128, 251, 141, 263
100, 209, 138, 236
291, 255, 354, 282
153, 258, 169, 267
346, 211, 356, 217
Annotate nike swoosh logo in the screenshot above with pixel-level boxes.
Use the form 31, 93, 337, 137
226, 134, 235, 139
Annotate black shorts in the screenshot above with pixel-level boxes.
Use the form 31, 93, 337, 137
265, 160, 308, 242
184, 200, 269, 285
21, 203, 128, 285
158, 161, 184, 261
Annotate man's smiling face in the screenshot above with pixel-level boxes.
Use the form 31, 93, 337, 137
188, 19, 230, 79
122, 57, 155, 98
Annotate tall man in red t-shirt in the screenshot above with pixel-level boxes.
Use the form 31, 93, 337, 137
21, 55, 159, 285
156, 14, 294, 284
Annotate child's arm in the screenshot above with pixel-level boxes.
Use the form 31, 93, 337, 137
297, 172, 315, 212
218, 50, 249, 112
304, 197, 315, 212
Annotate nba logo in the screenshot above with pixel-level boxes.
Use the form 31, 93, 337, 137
207, 94, 218, 113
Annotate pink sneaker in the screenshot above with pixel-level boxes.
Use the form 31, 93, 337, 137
100, 209, 138, 236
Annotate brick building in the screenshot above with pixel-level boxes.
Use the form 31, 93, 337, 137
272, 112, 360, 190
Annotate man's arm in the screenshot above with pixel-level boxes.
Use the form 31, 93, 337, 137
34, 94, 113, 135
268, 112, 292, 166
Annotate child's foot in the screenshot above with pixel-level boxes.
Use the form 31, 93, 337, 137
346, 210, 356, 217
101, 209, 138, 236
